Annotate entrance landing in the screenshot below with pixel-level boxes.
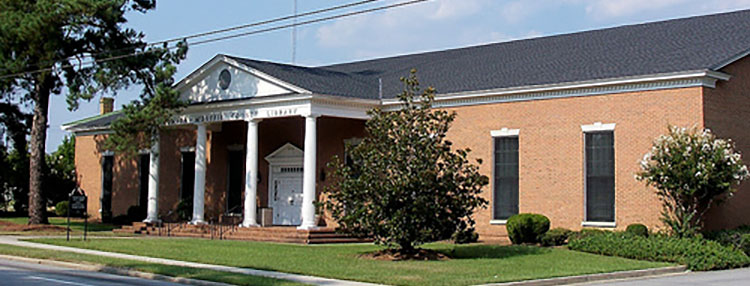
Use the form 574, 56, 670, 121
114, 222, 372, 244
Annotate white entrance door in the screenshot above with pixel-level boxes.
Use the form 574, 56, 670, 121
270, 167, 303, 225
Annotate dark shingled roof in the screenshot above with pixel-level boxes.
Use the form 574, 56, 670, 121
237, 8, 750, 99
65, 9, 750, 131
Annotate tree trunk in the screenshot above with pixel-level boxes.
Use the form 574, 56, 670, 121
28, 76, 51, 225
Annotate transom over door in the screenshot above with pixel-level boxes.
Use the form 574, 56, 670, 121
271, 167, 303, 225
265, 143, 306, 226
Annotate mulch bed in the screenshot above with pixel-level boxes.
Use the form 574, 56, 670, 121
0, 220, 67, 232
360, 248, 450, 261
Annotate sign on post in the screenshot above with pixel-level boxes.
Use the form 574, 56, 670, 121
70, 192, 87, 217
67, 188, 88, 241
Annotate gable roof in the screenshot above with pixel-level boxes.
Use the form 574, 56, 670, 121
233, 8, 750, 99
64, 9, 750, 132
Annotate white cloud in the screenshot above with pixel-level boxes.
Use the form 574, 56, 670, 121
582, 0, 689, 18
579, 0, 750, 18
315, 0, 510, 61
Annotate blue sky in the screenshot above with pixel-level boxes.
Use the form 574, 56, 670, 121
47, 0, 750, 152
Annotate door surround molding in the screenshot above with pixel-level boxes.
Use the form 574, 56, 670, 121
265, 143, 304, 225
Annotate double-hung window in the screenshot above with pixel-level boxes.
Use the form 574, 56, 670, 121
491, 129, 519, 222
583, 123, 615, 225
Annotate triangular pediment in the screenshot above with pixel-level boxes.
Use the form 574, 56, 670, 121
176, 56, 302, 103
265, 143, 304, 164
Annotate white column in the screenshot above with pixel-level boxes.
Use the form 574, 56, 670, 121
298, 114, 319, 230
143, 135, 160, 223
190, 123, 207, 225
241, 119, 261, 227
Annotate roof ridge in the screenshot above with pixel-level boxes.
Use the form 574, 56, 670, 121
319, 8, 750, 70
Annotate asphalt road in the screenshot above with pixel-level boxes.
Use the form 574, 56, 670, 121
586, 267, 750, 286
0, 258, 186, 286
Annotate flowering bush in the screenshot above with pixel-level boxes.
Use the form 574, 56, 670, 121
637, 126, 749, 237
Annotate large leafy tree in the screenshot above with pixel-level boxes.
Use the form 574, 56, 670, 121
637, 126, 750, 237
0, 0, 185, 224
44, 135, 76, 206
0, 103, 32, 213
323, 70, 489, 254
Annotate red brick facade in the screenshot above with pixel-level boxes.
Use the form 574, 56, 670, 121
74, 56, 750, 240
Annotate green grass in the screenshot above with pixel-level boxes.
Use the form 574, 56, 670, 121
1, 217, 118, 232
30, 238, 673, 286
0, 243, 303, 286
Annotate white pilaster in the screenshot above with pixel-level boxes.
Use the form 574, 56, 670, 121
143, 136, 160, 223
298, 114, 319, 230
190, 123, 207, 225
241, 119, 261, 227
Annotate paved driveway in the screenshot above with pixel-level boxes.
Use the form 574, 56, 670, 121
586, 268, 750, 285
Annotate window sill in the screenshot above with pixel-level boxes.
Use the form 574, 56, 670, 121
581, 221, 616, 228
490, 219, 508, 225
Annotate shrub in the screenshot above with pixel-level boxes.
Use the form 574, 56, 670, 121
322, 70, 488, 253
55, 201, 68, 217
540, 228, 572, 246
636, 126, 750, 237
127, 205, 146, 221
176, 199, 192, 221
568, 231, 750, 271
452, 227, 479, 244
506, 213, 550, 244
111, 215, 132, 225
626, 223, 649, 237
705, 226, 750, 256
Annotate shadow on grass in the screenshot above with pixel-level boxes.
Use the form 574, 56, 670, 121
116, 262, 300, 286
439, 244, 551, 259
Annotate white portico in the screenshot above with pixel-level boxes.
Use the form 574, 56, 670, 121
141, 55, 375, 229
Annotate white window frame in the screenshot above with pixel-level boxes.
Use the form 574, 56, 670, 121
581, 122, 616, 228
489, 128, 520, 225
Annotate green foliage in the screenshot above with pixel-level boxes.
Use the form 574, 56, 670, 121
323, 70, 489, 252
55, 201, 68, 217
540, 228, 572, 247
506, 213, 550, 244
0, 145, 29, 213
637, 126, 750, 237
704, 226, 750, 256
0, 103, 31, 212
626, 223, 649, 237
176, 199, 192, 221
105, 46, 189, 157
568, 231, 750, 271
452, 227, 479, 244
0, 0, 186, 224
44, 135, 77, 205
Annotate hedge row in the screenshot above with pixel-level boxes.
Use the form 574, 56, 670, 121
568, 231, 750, 271
705, 226, 750, 256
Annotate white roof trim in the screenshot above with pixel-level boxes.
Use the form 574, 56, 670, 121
382, 69, 730, 106
173, 55, 311, 95
713, 48, 750, 70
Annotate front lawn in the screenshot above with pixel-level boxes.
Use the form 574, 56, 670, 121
0, 244, 302, 286
30, 238, 672, 286
1, 216, 117, 232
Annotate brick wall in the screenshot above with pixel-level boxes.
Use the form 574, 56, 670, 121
703, 56, 750, 230
445, 87, 704, 239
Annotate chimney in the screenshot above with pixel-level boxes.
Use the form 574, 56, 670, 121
99, 97, 114, 115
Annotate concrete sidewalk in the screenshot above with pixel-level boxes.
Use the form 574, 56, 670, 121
0, 236, 381, 286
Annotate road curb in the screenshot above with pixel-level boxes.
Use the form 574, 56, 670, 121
475, 265, 688, 286
0, 254, 233, 286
